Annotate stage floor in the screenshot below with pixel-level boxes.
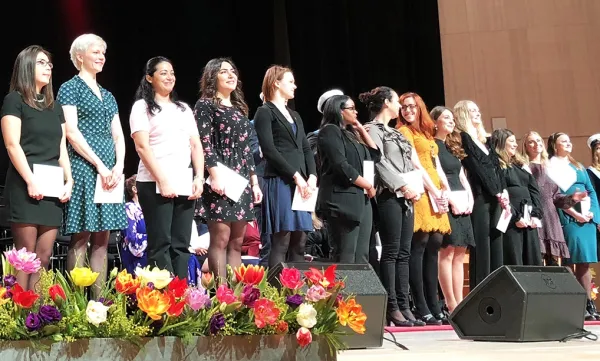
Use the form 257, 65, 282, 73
339, 325, 600, 361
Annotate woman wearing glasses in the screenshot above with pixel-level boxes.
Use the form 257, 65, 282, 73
1, 46, 73, 290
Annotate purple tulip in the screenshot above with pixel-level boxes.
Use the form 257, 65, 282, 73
286, 294, 303, 309
3, 275, 16, 287
98, 297, 114, 306
38, 305, 62, 323
25, 312, 42, 332
241, 285, 260, 308
147, 282, 155, 290
209, 313, 226, 334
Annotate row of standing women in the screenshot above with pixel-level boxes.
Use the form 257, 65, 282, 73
3, 34, 599, 326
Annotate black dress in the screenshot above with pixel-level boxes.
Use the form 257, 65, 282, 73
501, 165, 543, 266
0, 91, 64, 226
435, 139, 474, 248
194, 99, 256, 222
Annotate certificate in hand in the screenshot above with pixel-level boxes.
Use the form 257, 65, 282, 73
33, 164, 64, 198
93, 175, 124, 204
363, 160, 374, 194
155, 168, 193, 196
205, 162, 249, 203
292, 186, 318, 212
395, 170, 425, 198
449, 190, 469, 214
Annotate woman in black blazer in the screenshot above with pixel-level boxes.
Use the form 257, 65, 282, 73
254, 66, 317, 267
317, 94, 380, 263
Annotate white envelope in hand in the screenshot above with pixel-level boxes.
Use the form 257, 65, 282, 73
496, 208, 512, 233
363, 160, 374, 194
205, 162, 249, 203
93, 175, 124, 204
155, 168, 193, 196
449, 190, 469, 214
33, 164, 64, 198
292, 186, 318, 212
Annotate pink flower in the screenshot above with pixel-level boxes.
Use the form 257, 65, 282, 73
306, 285, 329, 302
185, 288, 211, 311
4, 248, 41, 274
216, 284, 237, 305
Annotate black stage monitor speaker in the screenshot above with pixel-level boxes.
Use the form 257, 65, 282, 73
268, 262, 386, 349
450, 265, 586, 342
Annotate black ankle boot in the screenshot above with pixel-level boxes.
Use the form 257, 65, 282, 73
586, 299, 600, 320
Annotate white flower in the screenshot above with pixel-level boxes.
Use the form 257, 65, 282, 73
296, 303, 318, 329
86, 301, 110, 326
134, 266, 173, 289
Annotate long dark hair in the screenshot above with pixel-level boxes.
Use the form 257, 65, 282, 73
320, 95, 362, 143
134, 56, 184, 116
199, 57, 249, 116
430, 105, 467, 160
10, 45, 54, 110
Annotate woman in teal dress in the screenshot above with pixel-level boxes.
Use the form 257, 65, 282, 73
547, 132, 599, 320
57, 34, 126, 298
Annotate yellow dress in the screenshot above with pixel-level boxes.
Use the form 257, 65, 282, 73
398, 126, 451, 234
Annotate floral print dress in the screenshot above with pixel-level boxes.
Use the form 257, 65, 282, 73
194, 99, 256, 222
120, 201, 148, 274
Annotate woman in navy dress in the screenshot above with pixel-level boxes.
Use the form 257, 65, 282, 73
548, 132, 599, 320
57, 34, 126, 298
254, 65, 316, 267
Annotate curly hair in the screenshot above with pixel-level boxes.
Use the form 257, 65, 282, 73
199, 57, 249, 116
358, 86, 395, 121
430, 106, 467, 160
134, 56, 185, 116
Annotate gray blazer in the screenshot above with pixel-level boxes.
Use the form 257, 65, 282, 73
365, 122, 415, 193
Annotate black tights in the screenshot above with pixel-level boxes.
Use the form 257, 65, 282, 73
207, 221, 247, 283
11, 223, 58, 291
268, 231, 306, 267
409, 231, 443, 317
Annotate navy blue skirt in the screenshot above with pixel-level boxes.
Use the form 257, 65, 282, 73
261, 177, 313, 235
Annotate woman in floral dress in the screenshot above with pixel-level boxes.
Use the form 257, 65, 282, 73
120, 175, 147, 274
195, 58, 262, 282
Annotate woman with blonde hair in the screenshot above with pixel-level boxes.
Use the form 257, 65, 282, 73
453, 100, 509, 287
57, 34, 126, 297
547, 132, 599, 320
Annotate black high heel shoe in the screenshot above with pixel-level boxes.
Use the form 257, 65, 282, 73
400, 309, 426, 327
386, 311, 413, 327
586, 299, 600, 320
419, 314, 443, 326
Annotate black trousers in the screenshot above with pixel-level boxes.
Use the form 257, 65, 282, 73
503, 226, 543, 266
377, 191, 414, 312
136, 181, 194, 279
328, 202, 372, 264
469, 194, 503, 287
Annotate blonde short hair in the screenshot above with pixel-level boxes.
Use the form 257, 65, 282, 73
69, 34, 107, 71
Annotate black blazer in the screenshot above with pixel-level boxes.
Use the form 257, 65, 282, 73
254, 102, 317, 181
316, 124, 380, 222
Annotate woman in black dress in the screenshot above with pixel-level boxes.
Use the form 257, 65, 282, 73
195, 58, 262, 282
491, 128, 543, 266
316, 95, 379, 264
254, 65, 316, 267
1, 46, 73, 289
586, 134, 600, 262
430, 106, 475, 313
453, 100, 510, 287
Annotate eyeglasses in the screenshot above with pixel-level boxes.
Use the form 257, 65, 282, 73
342, 106, 356, 112
401, 104, 417, 111
36, 59, 53, 69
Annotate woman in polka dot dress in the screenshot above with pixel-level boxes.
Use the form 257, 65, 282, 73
57, 34, 126, 297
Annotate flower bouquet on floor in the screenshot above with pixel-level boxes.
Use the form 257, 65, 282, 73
0, 247, 366, 355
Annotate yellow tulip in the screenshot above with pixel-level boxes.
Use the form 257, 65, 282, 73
70, 267, 99, 287
134, 266, 173, 290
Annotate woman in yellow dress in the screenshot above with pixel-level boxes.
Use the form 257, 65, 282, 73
397, 92, 451, 324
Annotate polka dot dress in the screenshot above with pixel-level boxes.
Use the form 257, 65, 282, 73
57, 75, 126, 235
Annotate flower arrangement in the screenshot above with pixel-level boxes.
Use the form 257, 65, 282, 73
0, 247, 366, 354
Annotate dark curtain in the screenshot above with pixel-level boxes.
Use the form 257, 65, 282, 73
0, 0, 443, 181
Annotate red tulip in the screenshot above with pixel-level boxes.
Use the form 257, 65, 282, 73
168, 276, 188, 299
234, 264, 265, 286
48, 284, 66, 304
11, 284, 39, 309
296, 327, 312, 347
